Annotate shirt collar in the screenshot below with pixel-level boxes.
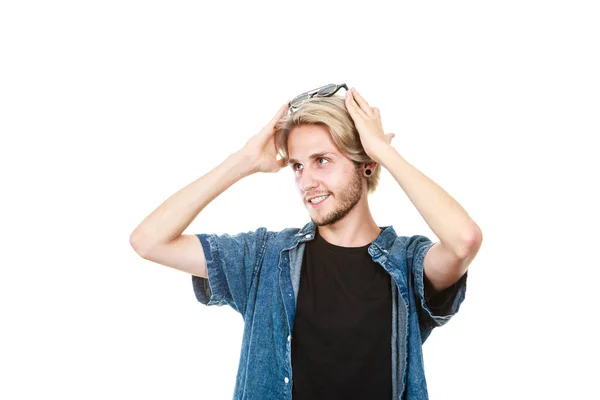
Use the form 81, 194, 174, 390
293, 221, 397, 253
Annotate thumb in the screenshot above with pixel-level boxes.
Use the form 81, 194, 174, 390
386, 133, 396, 144
278, 157, 287, 169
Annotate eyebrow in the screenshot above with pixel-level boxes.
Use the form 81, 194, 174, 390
288, 152, 335, 165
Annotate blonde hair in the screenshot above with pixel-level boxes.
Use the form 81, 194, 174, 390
274, 96, 382, 195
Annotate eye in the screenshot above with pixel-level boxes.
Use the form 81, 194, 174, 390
292, 158, 329, 171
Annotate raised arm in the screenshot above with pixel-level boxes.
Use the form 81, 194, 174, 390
129, 103, 290, 277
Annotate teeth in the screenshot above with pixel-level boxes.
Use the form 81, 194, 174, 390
310, 195, 328, 204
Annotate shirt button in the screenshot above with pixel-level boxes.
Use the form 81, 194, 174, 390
284, 377, 289, 384
305, 234, 311, 238
287, 335, 291, 341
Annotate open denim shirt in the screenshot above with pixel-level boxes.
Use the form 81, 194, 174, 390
192, 221, 467, 399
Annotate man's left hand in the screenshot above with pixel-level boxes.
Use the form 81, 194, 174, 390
345, 87, 395, 163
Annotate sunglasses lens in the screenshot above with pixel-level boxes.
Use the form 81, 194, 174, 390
291, 93, 310, 107
317, 84, 338, 96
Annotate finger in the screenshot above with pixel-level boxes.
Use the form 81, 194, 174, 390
274, 103, 289, 121
266, 103, 289, 128
345, 90, 368, 119
345, 93, 367, 119
278, 157, 287, 169
350, 88, 374, 116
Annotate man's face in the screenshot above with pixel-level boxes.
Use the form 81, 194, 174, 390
287, 124, 364, 227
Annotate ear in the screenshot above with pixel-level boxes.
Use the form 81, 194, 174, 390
364, 161, 378, 175
367, 161, 378, 170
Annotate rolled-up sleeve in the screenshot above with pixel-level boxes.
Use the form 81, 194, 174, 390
407, 235, 468, 341
191, 228, 267, 315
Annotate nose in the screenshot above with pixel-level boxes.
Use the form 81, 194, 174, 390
299, 167, 318, 193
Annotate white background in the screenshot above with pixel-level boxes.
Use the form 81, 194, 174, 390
1, 1, 599, 399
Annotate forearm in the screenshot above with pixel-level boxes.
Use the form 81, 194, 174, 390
377, 144, 481, 257
130, 151, 254, 254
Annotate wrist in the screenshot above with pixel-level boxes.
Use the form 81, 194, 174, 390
369, 142, 395, 166
231, 150, 258, 177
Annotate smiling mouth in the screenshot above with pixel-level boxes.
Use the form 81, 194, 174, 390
308, 195, 330, 207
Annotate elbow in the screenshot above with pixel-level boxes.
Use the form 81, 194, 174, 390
456, 224, 483, 260
130, 232, 149, 258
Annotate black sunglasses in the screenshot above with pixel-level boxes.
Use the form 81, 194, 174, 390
288, 83, 348, 112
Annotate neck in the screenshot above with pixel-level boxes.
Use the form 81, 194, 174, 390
317, 203, 381, 247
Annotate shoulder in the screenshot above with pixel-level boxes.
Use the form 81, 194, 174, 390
387, 233, 434, 263
396, 234, 432, 249
373, 225, 432, 251
269, 226, 305, 245
270, 221, 315, 242
212, 225, 306, 245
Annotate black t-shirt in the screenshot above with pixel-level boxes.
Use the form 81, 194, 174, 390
291, 228, 392, 400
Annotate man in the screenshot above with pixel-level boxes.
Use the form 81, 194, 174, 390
130, 83, 482, 400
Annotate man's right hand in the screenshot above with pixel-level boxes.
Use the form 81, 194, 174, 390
240, 103, 290, 174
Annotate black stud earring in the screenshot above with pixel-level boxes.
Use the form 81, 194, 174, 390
365, 169, 372, 176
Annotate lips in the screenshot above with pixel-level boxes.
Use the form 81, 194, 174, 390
308, 194, 330, 207
306, 194, 330, 202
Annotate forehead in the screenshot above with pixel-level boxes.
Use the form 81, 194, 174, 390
287, 125, 339, 158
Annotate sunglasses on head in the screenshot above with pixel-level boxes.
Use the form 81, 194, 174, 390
288, 83, 348, 112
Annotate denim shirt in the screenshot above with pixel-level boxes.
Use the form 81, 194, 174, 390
192, 221, 467, 399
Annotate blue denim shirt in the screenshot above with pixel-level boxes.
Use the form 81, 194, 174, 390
192, 221, 467, 399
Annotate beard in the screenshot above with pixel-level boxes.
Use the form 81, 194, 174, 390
310, 167, 363, 227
